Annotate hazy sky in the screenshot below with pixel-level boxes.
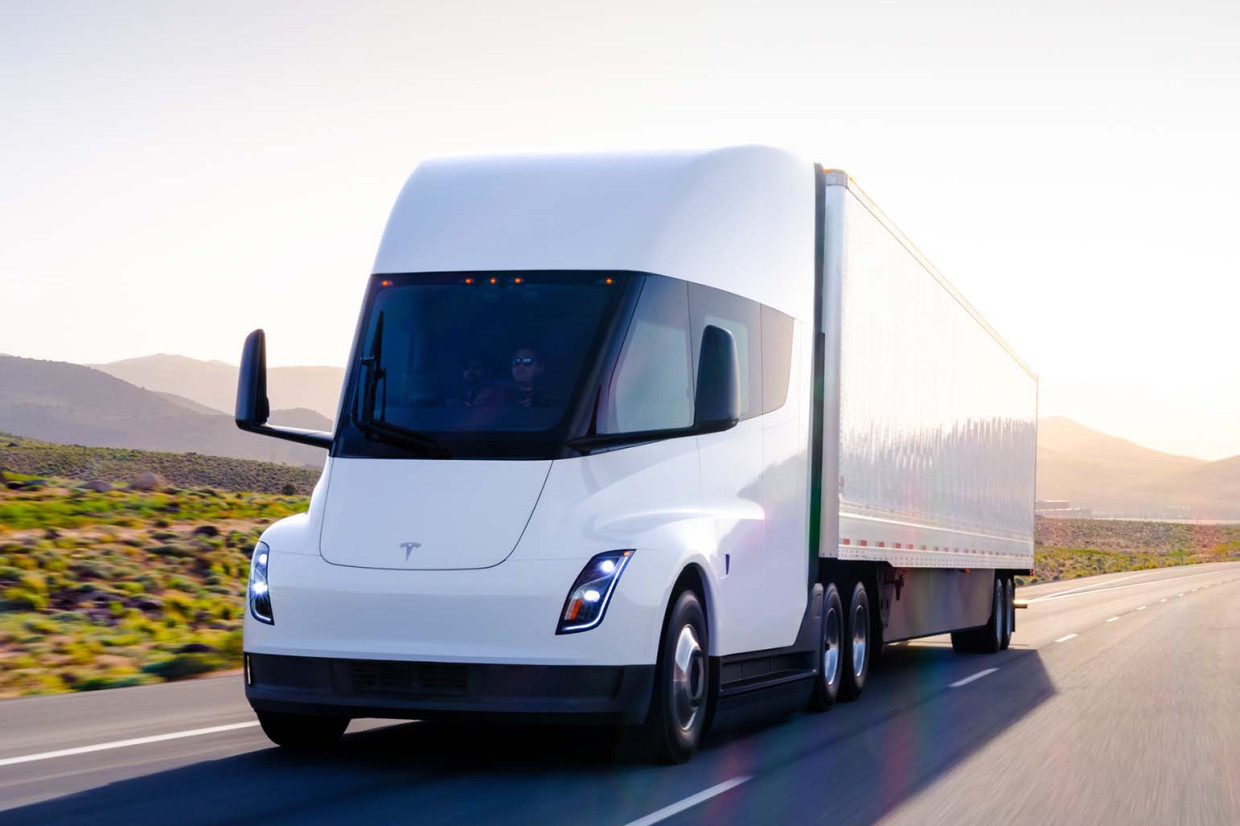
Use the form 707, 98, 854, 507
2, 1, 1238, 459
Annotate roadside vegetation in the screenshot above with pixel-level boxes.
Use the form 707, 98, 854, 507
0, 451, 308, 697
1026, 517, 1240, 584
3, 439, 1240, 696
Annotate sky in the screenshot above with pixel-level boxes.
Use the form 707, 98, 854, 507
2, 0, 1238, 459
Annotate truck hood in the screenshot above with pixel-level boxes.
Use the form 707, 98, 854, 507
319, 458, 552, 570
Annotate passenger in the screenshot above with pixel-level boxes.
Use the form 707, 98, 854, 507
510, 346, 545, 407
461, 355, 492, 406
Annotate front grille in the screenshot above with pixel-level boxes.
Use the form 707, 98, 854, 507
350, 660, 468, 697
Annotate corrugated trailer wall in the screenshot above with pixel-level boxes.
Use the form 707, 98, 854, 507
832, 186, 1037, 571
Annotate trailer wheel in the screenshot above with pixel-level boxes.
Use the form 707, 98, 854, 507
838, 580, 871, 701
1000, 577, 1014, 650
643, 589, 709, 764
808, 582, 844, 711
256, 711, 348, 750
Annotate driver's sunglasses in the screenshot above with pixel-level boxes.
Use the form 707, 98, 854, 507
512, 357, 537, 366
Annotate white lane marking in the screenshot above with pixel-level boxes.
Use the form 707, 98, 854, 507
1026, 569, 1227, 604
0, 721, 261, 768
1138, 606, 1146, 610
1178, 593, 1185, 597
1106, 616, 1120, 623
1027, 572, 1153, 601
949, 668, 998, 688
622, 776, 752, 826
1055, 633, 1078, 643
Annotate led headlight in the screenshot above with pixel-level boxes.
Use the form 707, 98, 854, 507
556, 550, 634, 634
248, 541, 274, 624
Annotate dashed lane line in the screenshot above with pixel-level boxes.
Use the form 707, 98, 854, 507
622, 776, 752, 826
949, 668, 998, 688
1055, 634, 1078, 643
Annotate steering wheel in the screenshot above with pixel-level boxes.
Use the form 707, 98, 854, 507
466, 379, 523, 407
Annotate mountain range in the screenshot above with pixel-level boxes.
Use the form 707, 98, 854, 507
0, 355, 330, 467
2, 353, 1238, 517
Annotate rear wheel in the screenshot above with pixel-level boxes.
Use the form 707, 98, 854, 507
643, 589, 709, 764
808, 582, 844, 711
256, 710, 348, 750
838, 580, 871, 701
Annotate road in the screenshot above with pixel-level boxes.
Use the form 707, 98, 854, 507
2, 562, 1238, 825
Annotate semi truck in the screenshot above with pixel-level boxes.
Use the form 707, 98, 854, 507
235, 146, 1037, 763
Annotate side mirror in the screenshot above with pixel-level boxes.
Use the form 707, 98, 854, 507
234, 329, 333, 449
236, 329, 270, 428
693, 324, 740, 433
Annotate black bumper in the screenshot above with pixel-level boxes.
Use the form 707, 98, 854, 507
244, 654, 655, 725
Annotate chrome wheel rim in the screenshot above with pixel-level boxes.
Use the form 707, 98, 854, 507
672, 624, 706, 732
994, 581, 1003, 648
851, 598, 868, 679
824, 604, 841, 688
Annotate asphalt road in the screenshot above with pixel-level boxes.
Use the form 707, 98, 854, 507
2, 562, 1238, 825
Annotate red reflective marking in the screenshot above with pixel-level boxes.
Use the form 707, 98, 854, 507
859, 540, 868, 547
877, 542, 886, 548
841, 538, 851, 545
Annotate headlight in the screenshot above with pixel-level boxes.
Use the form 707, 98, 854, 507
249, 541, 274, 624
556, 550, 634, 634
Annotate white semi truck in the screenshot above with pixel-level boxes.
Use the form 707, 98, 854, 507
236, 146, 1037, 763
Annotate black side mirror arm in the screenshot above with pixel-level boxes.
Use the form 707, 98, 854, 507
235, 329, 333, 450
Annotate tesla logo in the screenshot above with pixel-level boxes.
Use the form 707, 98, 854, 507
400, 541, 422, 561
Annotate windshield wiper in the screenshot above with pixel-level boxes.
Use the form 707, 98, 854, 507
354, 415, 451, 458
353, 310, 451, 458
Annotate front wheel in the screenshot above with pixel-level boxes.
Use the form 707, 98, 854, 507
257, 710, 349, 750
643, 589, 709, 764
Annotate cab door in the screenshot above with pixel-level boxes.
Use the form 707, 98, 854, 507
689, 284, 770, 655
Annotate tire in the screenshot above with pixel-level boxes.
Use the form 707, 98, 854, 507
808, 582, 844, 712
1001, 577, 1014, 650
643, 589, 709, 764
838, 580, 871, 702
257, 710, 349, 750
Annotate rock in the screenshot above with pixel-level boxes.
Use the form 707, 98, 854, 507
6, 482, 23, 490
192, 525, 220, 538
177, 642, 217, 654
81, 479, 112, 493
44, 528, 61, 540
129, 472, 164, 491
134, 597, 163, 612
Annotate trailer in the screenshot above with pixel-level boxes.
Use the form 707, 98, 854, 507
234, 146, 1037, 763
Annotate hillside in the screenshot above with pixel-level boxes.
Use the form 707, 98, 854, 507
0, 355, 330, 467
1037, 417, 1240, 518
0, 435, 321, 494
94, 354, 344, 421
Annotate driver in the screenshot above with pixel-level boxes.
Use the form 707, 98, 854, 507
510, 345, 545, 407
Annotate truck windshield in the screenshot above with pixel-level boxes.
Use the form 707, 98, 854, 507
336, 272, 631, 458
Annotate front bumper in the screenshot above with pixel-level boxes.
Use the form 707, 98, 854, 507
245, 653, 655, 725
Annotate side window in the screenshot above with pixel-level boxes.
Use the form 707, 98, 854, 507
688, 283, 762, 420
761, 306, 795, 413
598, 277, 694, 434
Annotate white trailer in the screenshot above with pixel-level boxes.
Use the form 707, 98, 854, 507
235, 147, 1037, 763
